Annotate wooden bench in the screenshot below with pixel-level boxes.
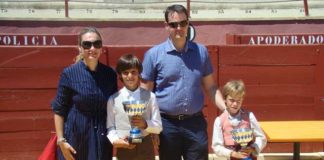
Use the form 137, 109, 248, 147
259, 121, 324, 160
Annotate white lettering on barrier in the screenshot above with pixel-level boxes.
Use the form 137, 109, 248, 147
248, 35, 324, 45
0, 35, 58, 46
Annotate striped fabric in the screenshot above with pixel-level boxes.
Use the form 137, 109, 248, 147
52, 61, 117, 160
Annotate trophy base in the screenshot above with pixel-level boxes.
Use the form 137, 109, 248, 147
129, 128, 143, 143
242, 157, 252, 160
128, 137, 143, 143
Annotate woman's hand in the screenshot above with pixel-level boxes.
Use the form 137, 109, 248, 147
58, 142, 76, 160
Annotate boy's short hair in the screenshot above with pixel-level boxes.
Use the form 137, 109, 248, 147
116, 54, 143, 75
222, 80, 245, 99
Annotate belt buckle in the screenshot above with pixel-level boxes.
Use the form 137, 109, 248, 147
177, 114, 185, 120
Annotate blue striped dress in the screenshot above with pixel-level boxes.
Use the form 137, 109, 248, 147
52, 61, 117, 160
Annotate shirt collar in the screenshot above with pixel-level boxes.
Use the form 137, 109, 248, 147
121, 86, 141, 101
165, 38, 193, 53
227, 109, 245, 120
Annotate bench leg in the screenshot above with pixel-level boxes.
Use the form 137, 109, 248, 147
293, 142, 300, 160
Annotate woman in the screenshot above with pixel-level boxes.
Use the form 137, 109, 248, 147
51, 27, 117, 160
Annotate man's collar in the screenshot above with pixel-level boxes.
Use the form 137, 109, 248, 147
166, 38, 192, 53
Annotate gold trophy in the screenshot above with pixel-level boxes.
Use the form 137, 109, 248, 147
231, 128, 254, 160
122, 100, 146, 143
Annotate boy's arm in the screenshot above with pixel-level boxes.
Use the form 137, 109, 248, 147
211, 117, 233, 158
144, 94, 162, 134
106, 98, 119, 144
250, 112, 267, 154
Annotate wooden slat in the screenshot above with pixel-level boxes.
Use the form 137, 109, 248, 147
0, 111, 54, 132
0, 46, 109, 68
314, 45, 324, 119
0, 130, 53, 152
217, 84, 314, 105
0, 46, 77, 67
0, 67, 63, 89
0, 89, 56, 111
245, 85, 314, 104
0, 151, 42, 160
219, 66, 315, 85
263, 142, 324, 153
219, 45, 319, 65
245, 104, 316, 121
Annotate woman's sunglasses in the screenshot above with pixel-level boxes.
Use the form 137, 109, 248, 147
168, 20, 188, 28
81, 40, 102, 49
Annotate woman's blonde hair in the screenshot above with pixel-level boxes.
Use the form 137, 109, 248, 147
222, 80, 245, 99
74, 27, 102, 63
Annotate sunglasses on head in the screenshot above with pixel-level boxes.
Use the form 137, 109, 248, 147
81, 40, 102, 49
168, 20, 188, 28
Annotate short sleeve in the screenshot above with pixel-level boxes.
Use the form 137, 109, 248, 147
141, 49, 156, 81
201, 45, 213, 76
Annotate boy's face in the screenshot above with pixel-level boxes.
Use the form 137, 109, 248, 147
225, 95, 244, 116
120, 68, 140, 91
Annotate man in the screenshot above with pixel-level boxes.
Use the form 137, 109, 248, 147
141, 4, 226, 160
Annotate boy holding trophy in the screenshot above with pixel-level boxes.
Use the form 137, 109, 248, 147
212, 80, 267, 160
107, 54, 162, 160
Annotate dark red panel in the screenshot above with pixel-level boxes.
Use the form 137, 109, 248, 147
263, 142, 323, 153
0, 67, 63, 89
218, 45, 319, 65
0, 130, 53, 152
246, 104, 316, 121
219, 66, 315, 85
0, 46, 77, 67
0, 46, 109, 67
0, 151, 41, 160
0, 111, 54, 132
244, 85, 315, 104
314, 45, 324, 119
0, 89, 56, 111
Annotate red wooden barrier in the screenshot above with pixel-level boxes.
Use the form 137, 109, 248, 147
0, 45, 323, 159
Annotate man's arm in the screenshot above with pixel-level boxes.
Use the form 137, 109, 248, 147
141, 79, 154, 91
202, 74, 226, 111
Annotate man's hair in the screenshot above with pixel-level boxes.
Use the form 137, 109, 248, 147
116, 54, 143, 75
222, 80, 246, 99
164, 4, 188, 22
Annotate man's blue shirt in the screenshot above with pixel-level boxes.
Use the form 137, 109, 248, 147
141, 38, 213, 115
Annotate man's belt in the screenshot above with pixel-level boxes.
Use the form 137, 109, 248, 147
161, 111, 203, 120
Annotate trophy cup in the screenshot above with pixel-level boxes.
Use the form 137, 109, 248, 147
122, 100, 147, 143
231, 128, 254, 160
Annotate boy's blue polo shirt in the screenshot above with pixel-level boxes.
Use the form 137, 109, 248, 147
141, 38, 213, 115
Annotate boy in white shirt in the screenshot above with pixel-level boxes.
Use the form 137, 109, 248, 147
212, 80, 267, 160
107, 54, 162, 160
